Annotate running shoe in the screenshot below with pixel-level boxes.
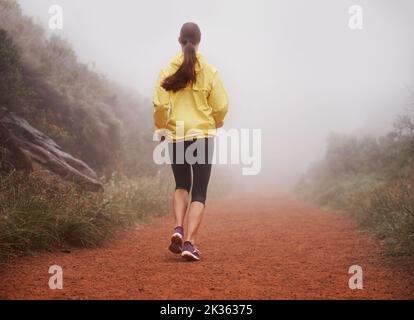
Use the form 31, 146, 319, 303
181, 241, 201, 261
168, 226, 184, 254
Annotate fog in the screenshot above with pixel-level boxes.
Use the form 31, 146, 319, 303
18, 0, 414, 188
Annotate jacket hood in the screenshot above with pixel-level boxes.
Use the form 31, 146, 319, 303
170, 52, 206, 72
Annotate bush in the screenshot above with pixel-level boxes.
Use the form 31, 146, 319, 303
0, 1, 155, 175
297, 113, 414, 254
300, 173, 385, 210
0, 171, 172, 262
351, 180, 414, 254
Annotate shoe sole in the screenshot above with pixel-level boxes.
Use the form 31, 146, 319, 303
181, 250, 200, 261
168, 233, 182, 254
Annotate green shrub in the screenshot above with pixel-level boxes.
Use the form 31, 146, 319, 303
0, 171, 172, 262
297, 113, 414, 254
0, 1, 156, 175
351, 180, 414, 254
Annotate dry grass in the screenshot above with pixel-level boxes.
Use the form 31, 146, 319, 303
0, 171, 172, 262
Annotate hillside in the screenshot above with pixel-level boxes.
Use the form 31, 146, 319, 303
0, 0, 154, 175
0, 0, 172, 261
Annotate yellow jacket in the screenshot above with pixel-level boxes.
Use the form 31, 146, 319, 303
153, 52, 228, 141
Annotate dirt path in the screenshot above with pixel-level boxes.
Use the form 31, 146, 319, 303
1, 193, 413, 299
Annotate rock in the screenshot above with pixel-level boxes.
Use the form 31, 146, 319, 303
0, 108, 103, 191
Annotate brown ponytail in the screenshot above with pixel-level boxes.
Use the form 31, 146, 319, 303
162, 22, 201, 93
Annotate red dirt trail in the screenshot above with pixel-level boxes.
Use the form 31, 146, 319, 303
1, 193, 413, 300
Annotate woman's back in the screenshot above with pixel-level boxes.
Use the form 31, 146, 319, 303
153, 52, 228, 141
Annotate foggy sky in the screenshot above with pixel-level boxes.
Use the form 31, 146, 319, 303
17, 0, 414, 187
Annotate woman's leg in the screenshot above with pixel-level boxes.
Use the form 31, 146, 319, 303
168, 162, 191, 254
185, 201, 207, 244
169, 141, 192, 227
185, 138, 214, 245
172, 188, 189, 227
171, 163, 192, 227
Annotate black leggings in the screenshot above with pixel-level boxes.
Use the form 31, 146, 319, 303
168, 138, 214, 205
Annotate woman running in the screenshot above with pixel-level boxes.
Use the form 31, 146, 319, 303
153, 22, 229, 261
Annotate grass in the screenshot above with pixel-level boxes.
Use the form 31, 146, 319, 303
0, 170, 172, 262
298, 175, 414, 255
348, 180, 414, 255
0, 157, 239, 263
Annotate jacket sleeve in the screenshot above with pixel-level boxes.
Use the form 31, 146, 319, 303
153, 69, 170, 131
208, 72, 229, 128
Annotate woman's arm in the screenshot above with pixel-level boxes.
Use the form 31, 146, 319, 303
208, 72, 229, 128
153, 69, 170, 134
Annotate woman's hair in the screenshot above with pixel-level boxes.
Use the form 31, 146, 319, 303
162, 22, 201, 93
